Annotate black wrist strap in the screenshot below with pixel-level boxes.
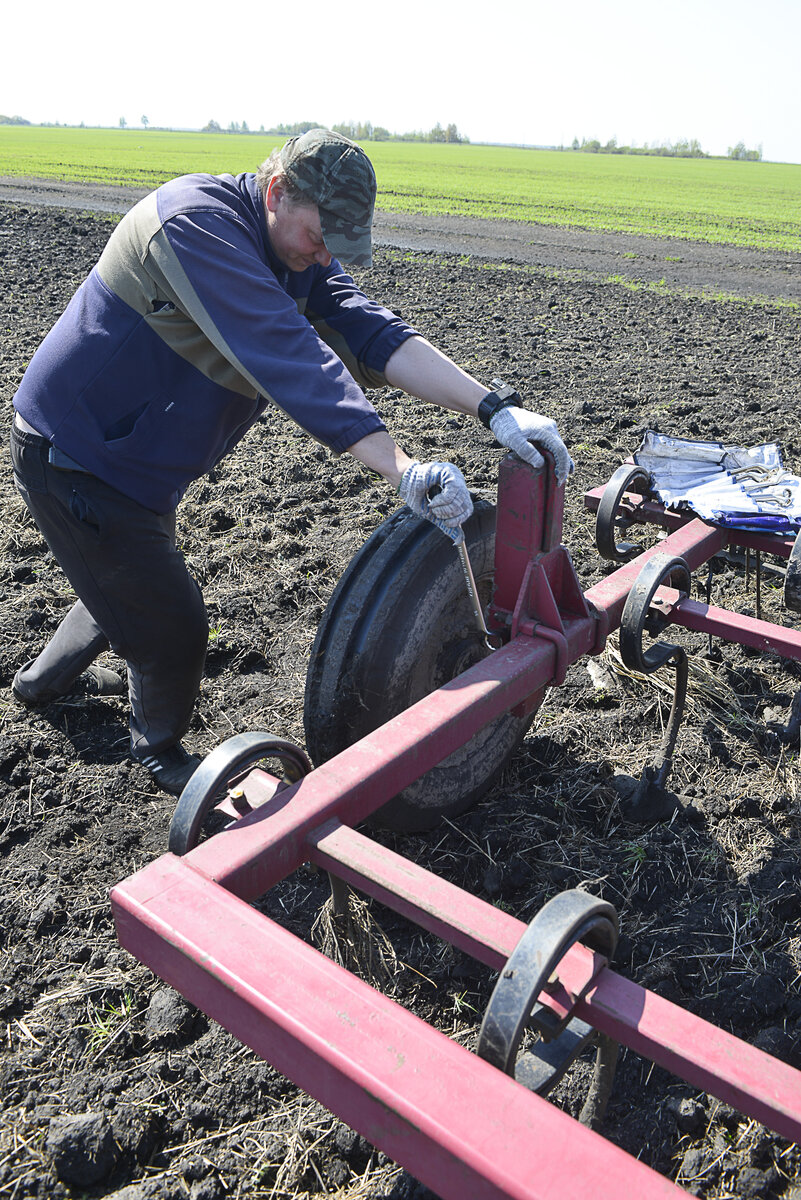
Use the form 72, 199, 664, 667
477, 380, 523, 429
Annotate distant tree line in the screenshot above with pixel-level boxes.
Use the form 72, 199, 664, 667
569, 136, 707, 158
200, 118, 468, 143
568, 136, 763, 161
332, 120, 467, 144
4, 113, 764, 162
727, 141, 762, 161
202, 119, 262, 134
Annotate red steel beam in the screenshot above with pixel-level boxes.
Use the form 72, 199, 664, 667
585, 485, 688, 532
582, 969, 801, 1144
584, 518, 727, 633
648, 588, 801, 660
307, 820, 801, 1144
308, 817, 524, 970
112, 856, 686, 1200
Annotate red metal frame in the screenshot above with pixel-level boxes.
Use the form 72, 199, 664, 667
112, 457, 801, 1199
584, 484, 801, 661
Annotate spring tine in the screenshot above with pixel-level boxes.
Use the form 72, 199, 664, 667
705, 561, 716, 656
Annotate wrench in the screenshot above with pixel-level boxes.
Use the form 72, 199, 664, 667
424, 481, 501, 652
454, 533, 502, 652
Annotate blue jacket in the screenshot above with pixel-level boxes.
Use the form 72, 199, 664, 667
14, 172, 417, 513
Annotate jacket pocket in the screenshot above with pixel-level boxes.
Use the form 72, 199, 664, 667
102, 398, 166, 453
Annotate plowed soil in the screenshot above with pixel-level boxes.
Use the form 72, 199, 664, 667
1, 185, 801, 1200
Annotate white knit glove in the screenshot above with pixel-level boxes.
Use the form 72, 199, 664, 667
489, 406, 574, 484
398, 461, 473, 543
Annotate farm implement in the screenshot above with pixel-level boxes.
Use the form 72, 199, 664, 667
112, 450, 801, 1198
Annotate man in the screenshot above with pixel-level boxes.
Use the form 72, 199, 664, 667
10, 129, 571, 795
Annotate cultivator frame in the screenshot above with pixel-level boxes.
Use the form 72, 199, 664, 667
112, 454, 801, 1199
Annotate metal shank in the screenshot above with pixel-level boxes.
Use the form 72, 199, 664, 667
619, 554, 692, 674
169, 731, 311, 855
595, 463, 653, 562
477, 889, 619, 1080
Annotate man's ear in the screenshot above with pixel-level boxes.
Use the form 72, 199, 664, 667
265, 175, 285, 213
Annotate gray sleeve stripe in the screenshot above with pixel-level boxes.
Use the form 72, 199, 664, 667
95, 197, 256, 398
144, 228, 273, 403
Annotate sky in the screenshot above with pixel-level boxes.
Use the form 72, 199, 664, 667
4, 0, 801, 164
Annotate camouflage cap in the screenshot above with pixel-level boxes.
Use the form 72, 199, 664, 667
279, 128, 376, 267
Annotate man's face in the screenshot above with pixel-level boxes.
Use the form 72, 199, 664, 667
265, 178, 333, 273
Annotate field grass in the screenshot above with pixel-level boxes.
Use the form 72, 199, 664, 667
2, 125, 801, 252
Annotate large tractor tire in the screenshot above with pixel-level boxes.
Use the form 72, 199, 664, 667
304, 501, 537, 831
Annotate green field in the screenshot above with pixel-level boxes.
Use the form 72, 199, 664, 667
2, 125, 800, 252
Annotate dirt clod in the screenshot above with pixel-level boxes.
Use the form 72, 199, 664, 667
143, 988, 194, 1042
45, 1112, 118, 1186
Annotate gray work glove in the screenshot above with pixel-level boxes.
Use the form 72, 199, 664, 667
398, 460, 473, 543
489, 406, 574, 485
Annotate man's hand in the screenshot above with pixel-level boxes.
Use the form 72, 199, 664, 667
399, 461, 473, 542
489, 407, 574, 484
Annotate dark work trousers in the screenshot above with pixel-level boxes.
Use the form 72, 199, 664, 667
10, 422, 209, 757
